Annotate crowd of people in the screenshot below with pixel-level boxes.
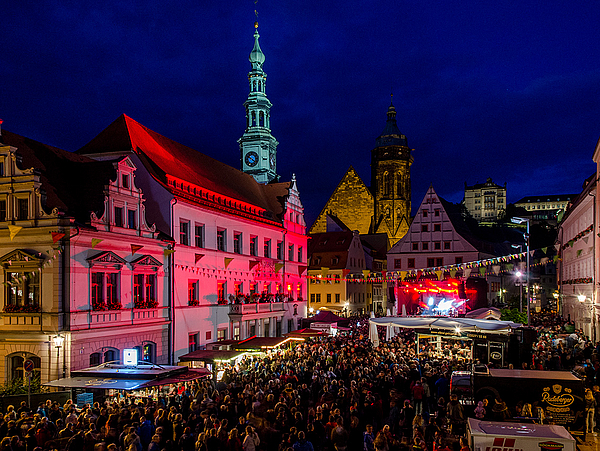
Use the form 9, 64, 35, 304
0, 314, 597, 451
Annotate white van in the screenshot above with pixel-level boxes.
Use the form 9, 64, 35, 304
467, 418, 576, 451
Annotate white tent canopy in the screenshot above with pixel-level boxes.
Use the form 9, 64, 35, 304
369, 316, 522, 348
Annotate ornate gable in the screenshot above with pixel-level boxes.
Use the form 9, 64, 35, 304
91, 156, 157, 238
87, 251, 127, 269
129, 255, 162, 270
310, 166, 373, 235
0, 249, 44, 267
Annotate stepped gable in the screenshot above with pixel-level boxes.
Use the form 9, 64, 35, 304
78, 114, 288, 221
2, 129, 114, 223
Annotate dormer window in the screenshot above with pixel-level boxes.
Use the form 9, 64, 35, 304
122, 174, 130, 189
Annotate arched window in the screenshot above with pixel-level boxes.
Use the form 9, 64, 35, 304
259, 111, 264, 127
258, 81, 262, 92
143, 342, 156, 363
382, 172, 389, 195
253, 81, 257, 92
8, 353, 41, 382
89, 352, 102, 366
251, 112, 256, 126
104, 348, 119, 363
397, 174, 403, 197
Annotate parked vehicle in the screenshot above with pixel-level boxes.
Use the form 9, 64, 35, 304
467, 418, 576, 451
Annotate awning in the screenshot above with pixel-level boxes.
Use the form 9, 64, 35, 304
179, 350, 248, 362
140, 368, 211, 387
44, 377, 149, 390
284, 328, 328, 338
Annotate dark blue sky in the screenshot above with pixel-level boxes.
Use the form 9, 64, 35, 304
2, 1, 599, 226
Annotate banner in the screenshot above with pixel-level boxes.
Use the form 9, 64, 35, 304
131, 244, 143, 255
224, 257, 234, 269
51, 232, 65, 244
92, 238, 103, 248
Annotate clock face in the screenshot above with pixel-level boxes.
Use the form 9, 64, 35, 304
245, 151, 259, 167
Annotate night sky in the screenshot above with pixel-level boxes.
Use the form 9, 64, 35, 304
2, 1, 599, 226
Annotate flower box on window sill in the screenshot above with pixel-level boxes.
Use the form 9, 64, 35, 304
188, 300, 199, 307
134, 299, 158, 309
217, 299, 228, 305
93, 301, 122, 311
3, 304, 41, 313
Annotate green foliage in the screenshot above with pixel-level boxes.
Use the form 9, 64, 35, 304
0, 372, 45, 396
500, 308, 527, 325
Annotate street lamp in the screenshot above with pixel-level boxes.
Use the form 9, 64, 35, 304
512, 244, 523, 313
511, 217, 530, 325
53, 335, 65, 379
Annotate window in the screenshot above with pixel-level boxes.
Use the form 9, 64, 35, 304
90, 272, 119, 310
90, 352, 102, 366
206, 331, 212, 341
288, 319, 294, 333
122, 174, 130, 188
433, 223, 441, 232
298, 246, 303, 262
394, 259, 402, 269
195, 224, 205, 248
189, 333, 198, 352
217, 282, 226, 303
114, 206, 123, 227
104, 349, 118, 363
277, 241, 283, 260
143, 343, 155, 363
5, 270, 40, 311
234, 232, 242, 254
455, 257, 463, 264
234, 282, 242, 297
422, 210, 428, 217
217, 329, 227, 341
188, 280, 199, 306
217, 229, 226, 251
288, 244, 294, 261
327, 294, 332, 303
264, 239, 271, 258
335, 293, 341, 303
436, 258, 443, 266
128, 210, 136, 229
444, 242, 451, 250
422, 242, 429, 250
435, 209, 440, 217
17, 198, 28, 220
250, 236, 258, 256
421, 225, 428, 232
434, 242, 441, 250
180, 221, 189, 246
412, 243, 419, 251
334, 275, 341, 284
427, 258, 435, 267
408, 258, 415, 268
0, 199, 6, 221
9, 354, 41, 382
310, 293, 316, 303
316, 294, 321, 303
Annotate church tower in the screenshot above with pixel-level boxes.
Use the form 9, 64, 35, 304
371, 99, 413, 246
239, 21, 279, 183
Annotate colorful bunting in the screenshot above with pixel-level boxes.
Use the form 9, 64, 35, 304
51, 232, 65, 244
8, 225, 22, 241
131, 244, 143, 255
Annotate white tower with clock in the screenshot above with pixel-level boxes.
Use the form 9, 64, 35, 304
238, 21, 279, 184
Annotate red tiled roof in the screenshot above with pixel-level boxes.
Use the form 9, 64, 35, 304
77, 115, 289, 221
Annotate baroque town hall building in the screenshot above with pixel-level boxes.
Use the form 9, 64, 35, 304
0, 21, 307, 385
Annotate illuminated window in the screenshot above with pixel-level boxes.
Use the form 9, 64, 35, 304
188, 280, 199, 306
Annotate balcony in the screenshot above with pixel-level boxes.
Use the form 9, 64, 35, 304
228, 301, 286, 317
70, 306, 167, 330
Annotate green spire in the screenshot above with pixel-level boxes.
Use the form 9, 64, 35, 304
249, 22, 265, 70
